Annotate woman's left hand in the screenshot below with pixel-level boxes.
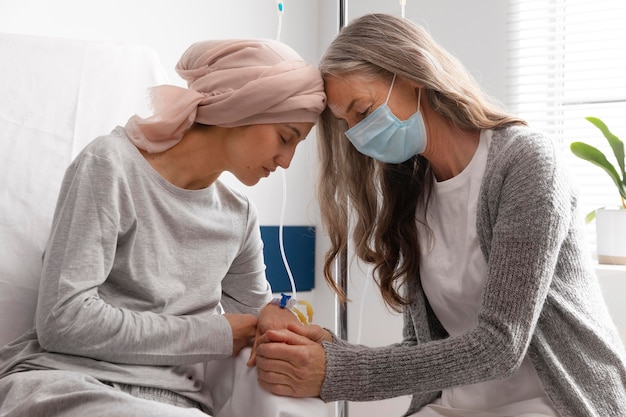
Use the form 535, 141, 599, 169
248, 303, 302, 365
254, 324, 327, 397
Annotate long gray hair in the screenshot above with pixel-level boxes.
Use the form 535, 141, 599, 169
316, 13, 525, 310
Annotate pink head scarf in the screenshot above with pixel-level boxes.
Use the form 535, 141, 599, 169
125, 39, 326, 153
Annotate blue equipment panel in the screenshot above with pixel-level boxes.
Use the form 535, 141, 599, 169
260, 225, 315, 293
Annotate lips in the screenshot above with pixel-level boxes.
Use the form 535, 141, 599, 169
263, 166, 277, 177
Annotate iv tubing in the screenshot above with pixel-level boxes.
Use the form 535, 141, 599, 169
273, 0, 296, 299
279, 168, 298, 299
276, 0, 284, 41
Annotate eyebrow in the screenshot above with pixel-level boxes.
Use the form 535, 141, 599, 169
288, 125, 303, 139
345, 99, 357, 115
329, 99, 356, 122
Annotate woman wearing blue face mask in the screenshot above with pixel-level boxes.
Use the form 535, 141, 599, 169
251, 13, 626, 417
342, 73, 427, 163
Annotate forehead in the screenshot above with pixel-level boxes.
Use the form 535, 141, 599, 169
325, 75, 385, 116
238, 121, 314, 140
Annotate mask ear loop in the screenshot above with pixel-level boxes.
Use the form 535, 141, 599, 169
417, 87, 422, 113
384, 74, 397, 104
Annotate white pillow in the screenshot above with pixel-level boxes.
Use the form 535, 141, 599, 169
0, 33, 169, 347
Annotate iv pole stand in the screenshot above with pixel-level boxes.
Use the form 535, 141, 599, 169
334, 4, 348, 417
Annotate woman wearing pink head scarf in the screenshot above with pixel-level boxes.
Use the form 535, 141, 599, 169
0, 39, 326, 417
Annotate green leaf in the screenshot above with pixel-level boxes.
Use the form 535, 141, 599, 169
586, 117, 625, 181
570, 141, 626, 200
584, 209, 597, 224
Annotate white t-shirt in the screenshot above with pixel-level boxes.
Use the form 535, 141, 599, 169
416, 130, 557, 416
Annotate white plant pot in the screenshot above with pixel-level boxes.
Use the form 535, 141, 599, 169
596, 207, 626, 265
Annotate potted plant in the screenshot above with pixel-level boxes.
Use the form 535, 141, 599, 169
570, 116, 626, 265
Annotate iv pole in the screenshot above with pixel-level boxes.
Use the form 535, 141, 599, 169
334, 3, 348, 417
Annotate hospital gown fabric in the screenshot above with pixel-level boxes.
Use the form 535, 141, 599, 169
0, 127, 328, 416
0, 348, 329, 417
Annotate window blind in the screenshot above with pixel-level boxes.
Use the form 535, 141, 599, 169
507, 0, 626, 253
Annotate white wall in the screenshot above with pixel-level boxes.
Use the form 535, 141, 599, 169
0, 1, 322, 85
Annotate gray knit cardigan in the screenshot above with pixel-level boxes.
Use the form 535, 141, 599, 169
320, 126, 626, 417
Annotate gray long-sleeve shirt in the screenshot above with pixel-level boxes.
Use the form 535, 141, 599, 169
320, 126, 626, 417
0, 127, 272, 407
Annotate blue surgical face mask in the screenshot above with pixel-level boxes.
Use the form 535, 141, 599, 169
345, 74, 427, 163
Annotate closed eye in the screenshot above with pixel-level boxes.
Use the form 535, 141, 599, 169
282, 125, 303, 143
356, 106, 372, 121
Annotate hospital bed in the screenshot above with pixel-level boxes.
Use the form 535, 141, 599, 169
0, 32, 329, 417
0, 32, 169, 346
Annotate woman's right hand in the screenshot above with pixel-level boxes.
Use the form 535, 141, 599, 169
253, 324, 329, 397
223, 313, 258, 357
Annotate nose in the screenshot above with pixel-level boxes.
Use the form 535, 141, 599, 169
275, 144, 297, 169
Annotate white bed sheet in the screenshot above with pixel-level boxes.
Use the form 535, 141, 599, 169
0, 32, 169, 347
205, 347, 330, 417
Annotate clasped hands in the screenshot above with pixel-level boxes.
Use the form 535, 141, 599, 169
224, 303, 331, 397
